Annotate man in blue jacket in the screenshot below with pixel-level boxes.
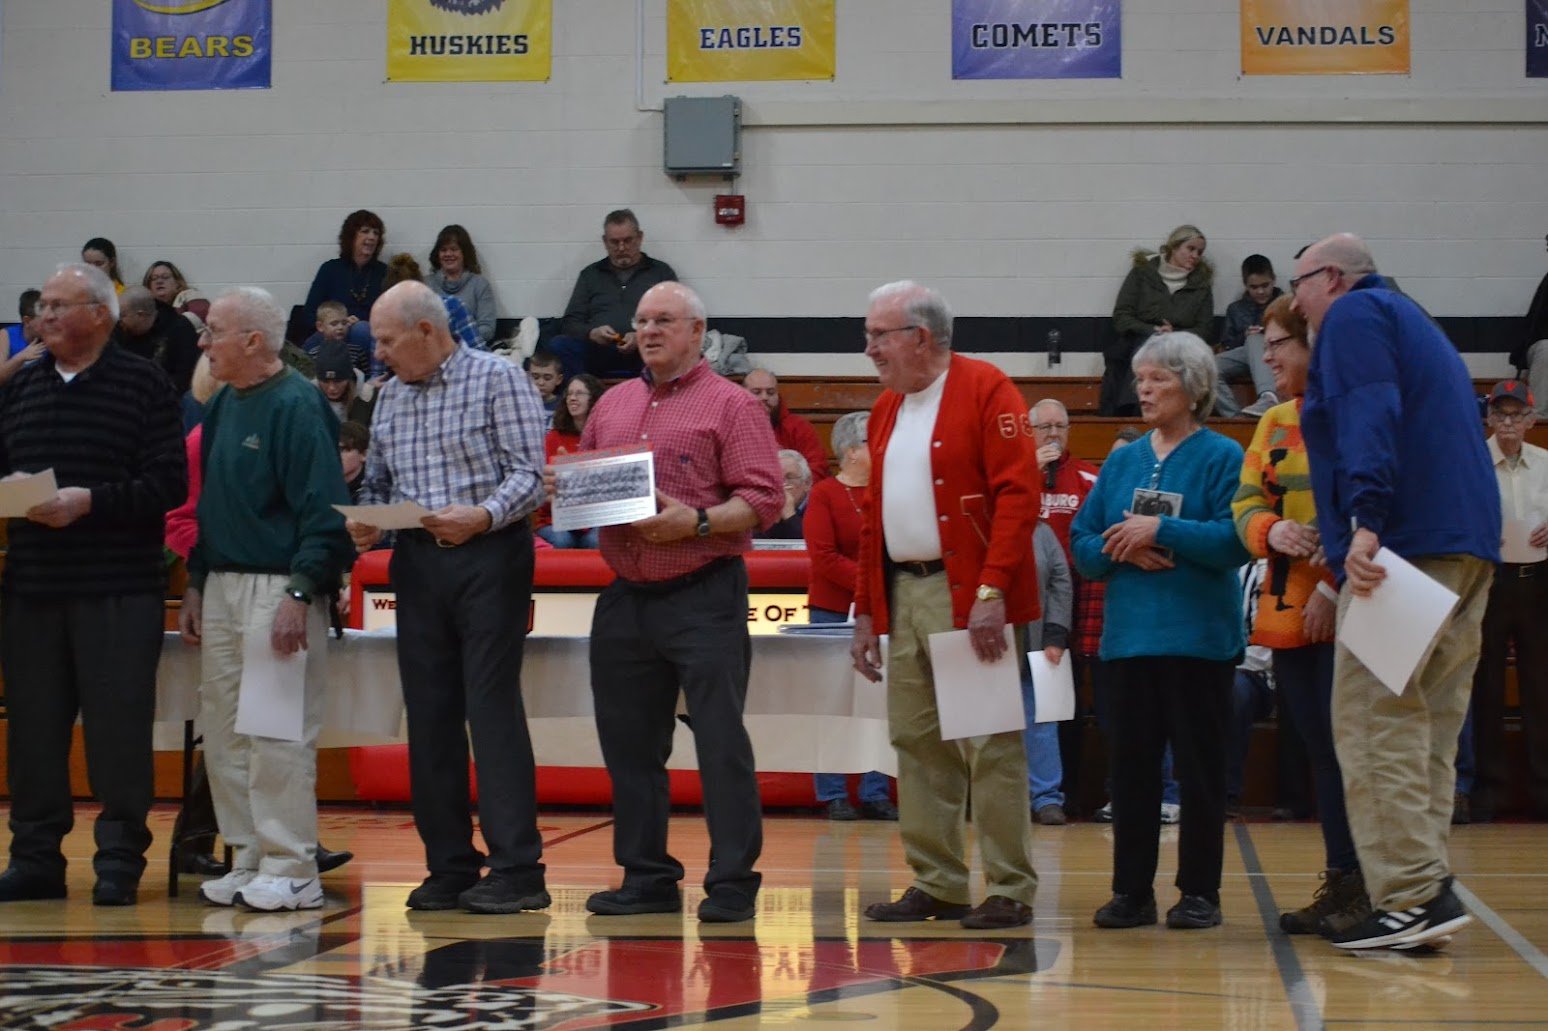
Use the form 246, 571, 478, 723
1296, 234, 1500, 952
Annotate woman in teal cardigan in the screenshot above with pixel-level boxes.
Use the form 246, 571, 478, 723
1072, 331, 1249, 933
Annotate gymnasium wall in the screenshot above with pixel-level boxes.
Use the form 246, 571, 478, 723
1, 0, 1545, 376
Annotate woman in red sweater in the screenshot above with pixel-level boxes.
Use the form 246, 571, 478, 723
804, 411, 896, 820
535, 373, 605, 548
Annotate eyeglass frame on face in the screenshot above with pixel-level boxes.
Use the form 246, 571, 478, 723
1289, 265, 1339, 293
1490, 408, 1532, 424
631, 315, 686, 331
35, 299, 102, 316
1263, 333, 1301, 353
863, 324, 921, 344
1032, 421, 1069, 433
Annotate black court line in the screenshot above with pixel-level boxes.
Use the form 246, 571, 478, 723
544, 818, 614, 848
1234, 822, 1326, 1031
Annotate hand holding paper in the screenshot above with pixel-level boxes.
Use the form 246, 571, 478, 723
334, 501, 434, 531
0, 468, 59, 518
1339, 547, 1459, 696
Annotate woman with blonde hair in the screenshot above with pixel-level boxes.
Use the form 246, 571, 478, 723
1103, 225, 1216, 416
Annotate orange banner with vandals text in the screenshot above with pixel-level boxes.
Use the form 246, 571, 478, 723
1241, 0, 1409, 76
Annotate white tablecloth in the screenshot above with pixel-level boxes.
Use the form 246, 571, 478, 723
155, 630, 896, 775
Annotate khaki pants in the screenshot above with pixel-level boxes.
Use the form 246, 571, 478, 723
1333, 554, 1493, 911
886, 571, 1036, 905
200, 572, 328, 879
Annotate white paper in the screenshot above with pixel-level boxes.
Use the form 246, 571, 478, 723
0, 469, 59, 517
333, 501, 433, 531
1339, 548, 1460, 697
1501, 519, 1547, 564
1028, 650, 1076, 723
551, 447, 656, 531
927, 627, 1025, 740
236, 634, 307, 741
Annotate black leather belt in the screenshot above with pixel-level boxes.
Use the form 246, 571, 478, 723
894, 559, 946, 577
1500, 561, 1544, 579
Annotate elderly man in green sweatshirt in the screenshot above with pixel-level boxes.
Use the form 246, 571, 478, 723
178, 287, 355, 913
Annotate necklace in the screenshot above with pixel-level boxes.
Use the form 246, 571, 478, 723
840, 481, 864, 516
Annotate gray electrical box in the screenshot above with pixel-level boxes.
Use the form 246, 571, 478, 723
663, 95, 741, 177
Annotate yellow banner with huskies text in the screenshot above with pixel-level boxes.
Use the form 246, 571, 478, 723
668, 0, 835, 82
1241, 0, 1409, 76
387, 0, 551, 82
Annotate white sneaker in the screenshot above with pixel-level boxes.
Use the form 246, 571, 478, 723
234, 873, 324, 912
200, 868, 258, 907
1240, 392, 1279, 418
1160, 803, 1182, 824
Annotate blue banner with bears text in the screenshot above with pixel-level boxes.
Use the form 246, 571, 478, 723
111, 0, 271, 92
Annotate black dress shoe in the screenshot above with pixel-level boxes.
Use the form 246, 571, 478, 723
1093, 893, 1158, 928
825, 799, 860, 821
585, 885, 683, 915
316, 844, 354, 874
698, 891, 757, 923
0, 868, 67, 903
92, 879, 139, 907
864, 886, 970, 922
860, 799, 899, 821
178, 852, 232, 877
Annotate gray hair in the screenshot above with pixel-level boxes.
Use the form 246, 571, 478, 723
120, 285, 156, 317
1314, 233, 1379, 277
777, 448, 813, 489
869, 280, 954, 349
1132, 331, 1218, 421
384, 280, 450, 334
55, 262, 119, 320
830, 410, 869, 458
216, 286, 288, 355
1031, 398, 1068, 420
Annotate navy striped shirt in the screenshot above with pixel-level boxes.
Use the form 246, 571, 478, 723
0, 344, 186, 598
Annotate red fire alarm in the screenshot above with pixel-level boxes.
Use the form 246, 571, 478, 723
714, 194, 746, 226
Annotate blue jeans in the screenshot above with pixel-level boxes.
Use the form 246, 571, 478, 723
1273, 643, 1358, 872
536, 525, 599, 550
547, 334, 644, 380
1019, 667, 1066, 811
1226, 668, 1274, 803
809, 607, 891, 803
1093, 662, 1179, 805
1454, 700, 1476, 795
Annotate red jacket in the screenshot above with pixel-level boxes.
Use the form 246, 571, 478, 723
1039, 453, 1100, 560
804, 475, 866, 613
772, 400, 831, 481
855, 354, 1041, 634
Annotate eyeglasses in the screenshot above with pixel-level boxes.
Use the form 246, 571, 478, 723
1032, 422, 1069, 433
631, 316, 683, 331
1289, 266, 1338, 293
863, 325, 920, 344
34, 300, 100, 316
1263, 334, 1300, 353
1491, 410, 1532, 424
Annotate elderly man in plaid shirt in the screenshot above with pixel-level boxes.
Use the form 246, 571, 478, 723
347, 281, 550, 916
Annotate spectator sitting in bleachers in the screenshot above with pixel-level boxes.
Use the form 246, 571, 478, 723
303, 209, 386, 327
763, 449, 812, 539
314, 340, 374, 426
1103, 225, 1215, 417
535, 373, 605, 549
1213, 254, 1282, 419
1, 289, 45, 387
115, 285, 202, 395
802, 410, 896, 821
340, 419, 370, 503
526, 350, 564, 423
143, 260, 210, 331
744, 368, 830, 482
549, 208, 677, 379
82, 236, 127, 293
426, 224, 498, 345
302, 300, 369, 370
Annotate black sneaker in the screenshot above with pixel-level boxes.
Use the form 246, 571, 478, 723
91, 878, 138, 907
406, 872, 479, 911
826, 799, 860, 821
459, 870, 551, 915
586, 885, 683, 916
859, 799, 899, 821
1093, 893, 1157, 928
1166, 894, 1223, 929
0, 868, 67, 902
1330, 879, 1471, 950
698, 891, 757, 923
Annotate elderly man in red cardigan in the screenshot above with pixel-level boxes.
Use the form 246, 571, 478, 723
850, 280, 1042, 930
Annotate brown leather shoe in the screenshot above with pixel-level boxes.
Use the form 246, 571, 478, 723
864, 886, 970, 922
960, 895, 1033, 929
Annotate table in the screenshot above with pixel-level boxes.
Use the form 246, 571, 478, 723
155, 631, 897, 776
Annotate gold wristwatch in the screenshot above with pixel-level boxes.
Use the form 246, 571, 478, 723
975, 584, 1004, 602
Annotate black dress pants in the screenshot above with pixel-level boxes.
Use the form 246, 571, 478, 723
589, 557, 762, 905
391, 527, 543, 882
2, 592, 163, 883
1471, 564, 1548, 816
1107, 655, 1233, 903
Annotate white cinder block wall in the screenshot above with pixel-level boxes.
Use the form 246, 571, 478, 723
1, 0, 1545, 377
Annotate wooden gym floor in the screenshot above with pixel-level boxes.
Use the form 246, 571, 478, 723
0, 805, 1545, 1029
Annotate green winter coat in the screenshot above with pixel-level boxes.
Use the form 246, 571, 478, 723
1101, 251, 1216, 415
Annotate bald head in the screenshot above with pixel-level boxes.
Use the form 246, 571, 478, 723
371, 280, 455, 383
118, 284, 158, 336
744, 367, 780, 416
1292, 233, 1379, 332
1305, 233, 1378, 278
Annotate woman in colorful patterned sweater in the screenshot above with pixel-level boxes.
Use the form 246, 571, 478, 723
1232, 293, 1370, 939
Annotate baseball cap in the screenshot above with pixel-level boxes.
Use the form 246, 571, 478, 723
1489, 380, 1533, 408
315, 341, 354, 383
